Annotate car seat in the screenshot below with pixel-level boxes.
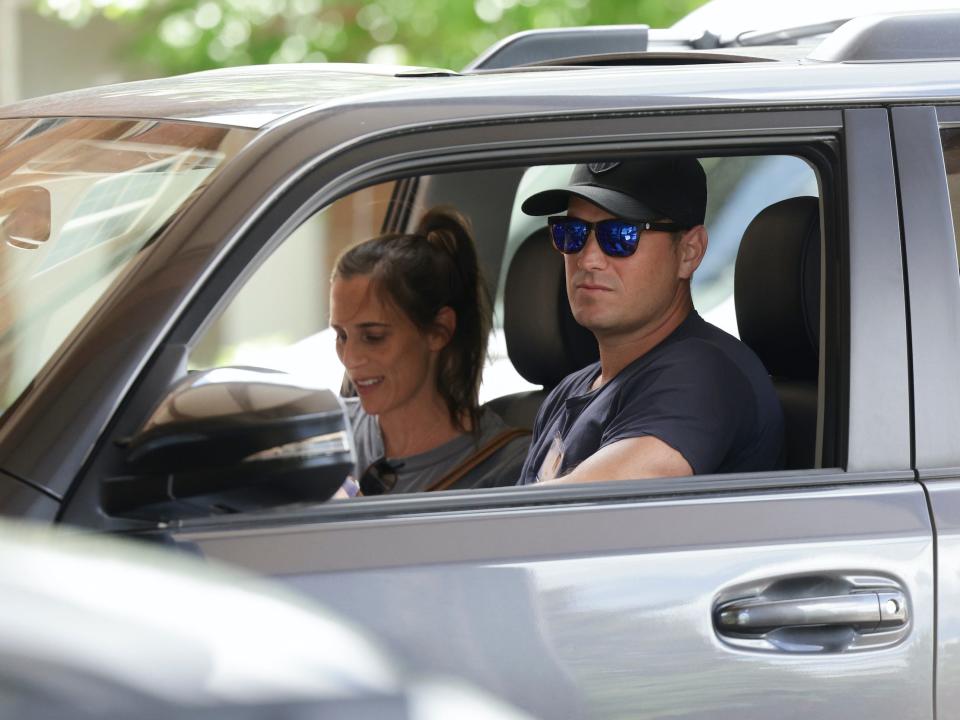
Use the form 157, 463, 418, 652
484, 227, 599, 429
734, 195, 821, 470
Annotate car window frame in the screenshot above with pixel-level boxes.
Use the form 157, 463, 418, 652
56, 105, 912, 531
893, 106, 960, 472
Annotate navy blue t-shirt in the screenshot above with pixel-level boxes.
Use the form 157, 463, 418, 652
518, 312, 784, 484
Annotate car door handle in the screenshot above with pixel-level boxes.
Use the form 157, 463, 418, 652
716, 590, 908, 633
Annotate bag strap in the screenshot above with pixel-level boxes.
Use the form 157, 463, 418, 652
427, 427, 531, 493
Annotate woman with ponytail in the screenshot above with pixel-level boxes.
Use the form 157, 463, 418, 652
330, 206, 529, 496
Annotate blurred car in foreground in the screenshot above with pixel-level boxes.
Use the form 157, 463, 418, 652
0, 520, 534, 720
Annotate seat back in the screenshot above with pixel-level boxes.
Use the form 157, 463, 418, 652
734, 196, 821, 469
485, 227, 598, 429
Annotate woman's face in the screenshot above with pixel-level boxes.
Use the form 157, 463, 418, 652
330, 274, 446, 421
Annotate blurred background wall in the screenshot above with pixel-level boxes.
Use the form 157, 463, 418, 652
2, 0, 705, 103
1, 0, 137, 103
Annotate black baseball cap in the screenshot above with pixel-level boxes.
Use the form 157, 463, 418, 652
521, 157, 707, 228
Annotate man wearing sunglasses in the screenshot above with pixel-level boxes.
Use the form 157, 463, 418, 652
516, 157, 784, 485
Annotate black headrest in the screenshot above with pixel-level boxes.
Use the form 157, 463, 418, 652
734, 196, 821, 380
503, 227, 598, 386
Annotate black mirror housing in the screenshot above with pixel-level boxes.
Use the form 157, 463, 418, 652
102, 367, 354, 520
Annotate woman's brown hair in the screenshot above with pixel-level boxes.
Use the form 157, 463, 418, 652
332, 207, 491, 433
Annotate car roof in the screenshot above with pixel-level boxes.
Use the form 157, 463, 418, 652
0, 63, 442, 129
673, 0, 960, 38
3, 51, 960, 131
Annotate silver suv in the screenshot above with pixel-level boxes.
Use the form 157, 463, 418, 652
1, 10, 959, 719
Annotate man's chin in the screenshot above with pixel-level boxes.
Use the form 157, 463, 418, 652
571, 309, 614, 334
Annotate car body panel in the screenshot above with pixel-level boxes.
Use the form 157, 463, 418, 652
0, 64, 439, 129
673, 0, 960, 38
893, 105, 960, 469
0, 469, 59, 518
843, 108, 912, 472
921, 479, 960, 720
169, 481, 933, 720
6, 62, 960, 130
894, 103, 960, 720
146, 101, 919, 720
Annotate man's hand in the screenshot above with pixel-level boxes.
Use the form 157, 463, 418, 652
541, 435, 692, 485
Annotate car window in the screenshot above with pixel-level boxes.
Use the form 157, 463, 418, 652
941, 127, 960, 261
502, 157, 819, 339
489, 157, 820, 400
189, 181, 394, 389
0, 118, 252, 419
187, 152, 823, 477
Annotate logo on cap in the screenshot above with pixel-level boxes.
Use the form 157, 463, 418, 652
587, 161, 620, 175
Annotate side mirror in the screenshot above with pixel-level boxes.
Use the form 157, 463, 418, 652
0, 185, 51, 249
102, 367, 354, 520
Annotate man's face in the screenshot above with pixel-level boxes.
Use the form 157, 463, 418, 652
562, 196, 697, 338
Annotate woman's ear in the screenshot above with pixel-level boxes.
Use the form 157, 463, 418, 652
427, 306, 456, 351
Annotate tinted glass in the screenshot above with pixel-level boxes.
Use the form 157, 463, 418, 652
941, 127, 960, 260
0, 118, 252, 417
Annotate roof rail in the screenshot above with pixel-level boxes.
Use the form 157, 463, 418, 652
465, 22, 839, 72
808, 11, 960, 63
466, 26, 652, 71
735, 20, 848, 48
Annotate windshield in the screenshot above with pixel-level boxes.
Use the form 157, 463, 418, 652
0, 117, 252, 417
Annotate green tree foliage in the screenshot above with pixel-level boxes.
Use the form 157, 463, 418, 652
36, 0, 706, 76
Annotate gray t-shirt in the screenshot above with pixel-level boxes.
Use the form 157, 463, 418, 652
346, 399, 530, 493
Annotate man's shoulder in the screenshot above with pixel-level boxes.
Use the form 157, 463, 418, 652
654, 315, 768, 379
658, 332, 745, 373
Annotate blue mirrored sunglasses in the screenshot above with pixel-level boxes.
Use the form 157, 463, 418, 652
547, 216, 686, 257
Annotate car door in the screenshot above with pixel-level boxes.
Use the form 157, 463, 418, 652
93, 106, 933, 720
891, 103, 960, 720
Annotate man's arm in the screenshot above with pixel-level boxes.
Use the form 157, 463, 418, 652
540, 435, 692, 485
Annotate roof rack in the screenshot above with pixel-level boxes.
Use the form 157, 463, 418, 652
809, 11, 960, 63
464, 22, 817, 72
735, 20, 848, 47
466, 11, 960, 72
520, 51, 772, 68
466, 25, 653, 71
